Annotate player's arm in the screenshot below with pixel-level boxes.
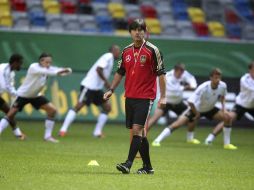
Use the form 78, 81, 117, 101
153, 49, 166, 107
96, 66, 110, 89
103, 57, 125, 100
188, 102, 200, 120
241, 76, 254, 91
4, 71, 17, 96
220, 95, 226, 112
31, 65, 72, 76
158, 74, 166, 108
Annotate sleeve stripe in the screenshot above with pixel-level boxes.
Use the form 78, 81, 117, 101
146, 41, 163, 70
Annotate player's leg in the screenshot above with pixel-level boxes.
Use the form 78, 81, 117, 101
59, 86, 87, 136
0, 97, 24, 139
0, 101, 25, 139
93, 91, 111, 138
0, 107, 19, 135
59, 101, 85, 136
211, 110, 237, 150
38, 98, 58, 143
146, 107, 164, 133
152, 107, 193, 146
186, 120, 200, 144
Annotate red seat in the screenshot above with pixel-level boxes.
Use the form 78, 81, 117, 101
11, 0, 27, 12
78, 0, 91, 4
140, 5, 157, 18
192, 22, 209, 37
225, 9, 239, 24
61, 1, 76, 14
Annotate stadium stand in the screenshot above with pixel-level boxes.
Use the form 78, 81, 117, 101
0, 0, 254, 40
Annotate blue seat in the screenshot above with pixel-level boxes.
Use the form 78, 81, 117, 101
96, 16, 114, 33
29, 11, 46, 26
226, 23, 242, 39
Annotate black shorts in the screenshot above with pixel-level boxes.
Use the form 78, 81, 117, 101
185, 107, 220, 122
12, 96, 50, 111
162, 101, 187, 116
232, 104, 254, 120
78, 86, 105, 106
125, 98, 153, 129
0, 96, 7, 108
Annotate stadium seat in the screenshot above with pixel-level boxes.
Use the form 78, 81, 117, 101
185, 0, 202, 7
125, 4, 141, 20
188, 7, 205, 23
226, 23, 242, 39
242, 23, 254, 40
145, 18, 161, 35
160, 20, 179, 36
202, 0, 224, 22
61, 1, 76, 14
63, 14, 80, 31
225, 9, 240, 24
113, 18, 128, 30
0, 10, 13, 27
176, 20, 196, 38
26, 0, 43, 13
0, 0, 10, 13
192, 22, 209, 37
208, 21, 225, 37
108, 3, 125, 19
140, 5, 157, 18
78, 2, 93, 14
11, 0, 27, 12
79, 15, 98, 32
171, 2, 189, 21
96, 15, 114, 33
29, 11, 46, 27
43, 0, 60, 14
12, 11, 30, 30
92, 3, 109, 16
46, 14, 63, 31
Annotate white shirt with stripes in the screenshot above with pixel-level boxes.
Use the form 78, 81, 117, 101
0, 63, 17, 96
236, 73, 254, 109
165, 70, 197, 104
188, 81, 227, 112
81, 52, 114, 90
17, 63, 63, 98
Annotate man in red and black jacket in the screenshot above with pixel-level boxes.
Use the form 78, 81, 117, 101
104, 19, 166, 174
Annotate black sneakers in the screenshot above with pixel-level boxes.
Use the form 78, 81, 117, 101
116, 162, 130, 174
137, 167, 154, 174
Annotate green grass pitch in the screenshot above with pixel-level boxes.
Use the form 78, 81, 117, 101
0, 121, 253, 190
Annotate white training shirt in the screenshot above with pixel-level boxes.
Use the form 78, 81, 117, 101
188, 81, 227, 112
165, 70, 197, 104
236, 73, 254, 108
0, 63, 17, 96
81, 52, 114, 90
17, 63, 63, 98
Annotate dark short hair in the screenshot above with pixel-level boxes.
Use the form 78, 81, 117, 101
39, 52, 52, 61
109, 44, 119, 52
128, 19, 146, 32
248, 62, 254, 70
210, 68, 222, 77
174, 63, 185, 71
9, 53, 23, 64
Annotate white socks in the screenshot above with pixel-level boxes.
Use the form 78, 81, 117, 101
0, 118, 10, 134
223, 127, 232, 145
13, 127, 22, 136
45, 119, 55, 139
205, 133, 215, 143
187, 131, 194, 141
60, 109, 77, 132
154, 127, 171, 143
93, 113, 108, 136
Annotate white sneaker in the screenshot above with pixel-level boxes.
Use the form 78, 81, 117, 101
204, 139, 212, 145
44, 136, 59, 143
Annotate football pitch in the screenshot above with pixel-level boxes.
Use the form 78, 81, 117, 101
0, 121, 253, 190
